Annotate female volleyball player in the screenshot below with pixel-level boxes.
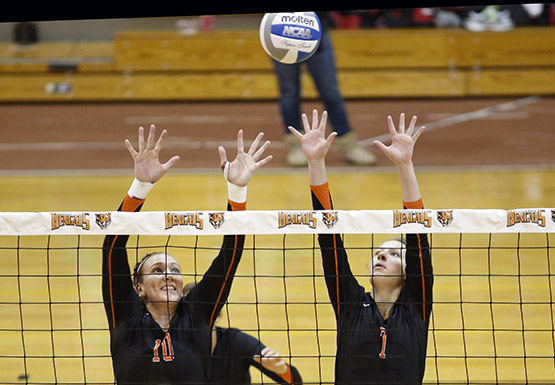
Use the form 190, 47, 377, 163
102, 124, 272, 384
289, 110, 433, 385
183, 283, 303, 384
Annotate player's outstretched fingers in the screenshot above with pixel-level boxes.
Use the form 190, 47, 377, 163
253, 140, 271, 162
406, 115, 418, 136
218, 146, 228, 171
312, 109, 319, 130
301, 113, 310, 132
399, 113, 406, 134
236, 129, 245, 154
387, 116, 398, 137
412, 125, 426, 143
317, 110, 328, 134
248, 132, 264, 156
146, 124, 157, 149
154, 128, 169, 153
287, 125, 303, 139
137, 126, 146, 152
161, 155, 180, 173
125, 138, 137, 159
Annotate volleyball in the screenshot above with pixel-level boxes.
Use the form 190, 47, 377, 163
259, 12, 321, 64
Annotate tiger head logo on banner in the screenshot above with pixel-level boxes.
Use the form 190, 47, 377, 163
322, 211, 338, 229
209, 212, 225, 229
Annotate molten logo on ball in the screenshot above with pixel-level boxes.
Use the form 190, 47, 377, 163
280, 14, 316, 27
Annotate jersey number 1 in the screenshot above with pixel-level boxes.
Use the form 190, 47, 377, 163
379, 327, 387, 359
153, 332, 174, 362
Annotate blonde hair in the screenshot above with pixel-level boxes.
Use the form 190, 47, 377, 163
183, 282, 197, 296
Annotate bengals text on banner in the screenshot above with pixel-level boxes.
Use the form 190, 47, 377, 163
0, 209, 554, 236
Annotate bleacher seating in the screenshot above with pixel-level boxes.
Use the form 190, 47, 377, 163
0, 27, 554, 101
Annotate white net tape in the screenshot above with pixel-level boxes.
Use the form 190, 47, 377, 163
1, 208, 554, 236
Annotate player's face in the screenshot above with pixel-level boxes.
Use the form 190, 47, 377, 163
369, 240, 406, 286
136, 253, 183, 304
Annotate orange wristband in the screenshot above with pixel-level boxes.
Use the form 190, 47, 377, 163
403, 198, 423, 210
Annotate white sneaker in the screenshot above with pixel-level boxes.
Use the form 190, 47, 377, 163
464, 10, 489, 31
284, 134, 307, 167
335, 132, 377, 166
488, 9, 514, 31
464, 7, 514, 32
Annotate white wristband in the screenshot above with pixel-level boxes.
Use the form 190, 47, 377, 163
127, 178, 154, 200
223, 162, 247, 203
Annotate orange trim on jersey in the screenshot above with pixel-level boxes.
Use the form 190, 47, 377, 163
333, 234, 341, 315
209, 234, 239, 327
228, 199, 246, 212
402, 198, 423, 210
208, 203, 243, 326
310, 182, 332, 210
402, 198, 427, 320
416, 233, 427, 321
123, 194, 145, 212
277, 364, 293, 384
152, 338, 162, 362
108, 235, 119, 329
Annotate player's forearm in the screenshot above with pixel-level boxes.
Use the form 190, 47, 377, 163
308, 158, 328, 187
396, 162, 421, 204
405, 232, 433, 322
198, 200, 246, 326
310, 184, 360, 316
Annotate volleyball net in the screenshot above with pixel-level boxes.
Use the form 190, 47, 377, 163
0, 208, 554, 384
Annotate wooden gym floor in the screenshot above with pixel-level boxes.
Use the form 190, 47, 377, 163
0, 97, 554, 384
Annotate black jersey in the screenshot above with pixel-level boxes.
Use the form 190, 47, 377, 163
208, 327, 302, 385
311, 183, 433, 385
102, 194, 246, 384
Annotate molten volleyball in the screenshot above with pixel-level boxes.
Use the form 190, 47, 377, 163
259, 12, 321, 64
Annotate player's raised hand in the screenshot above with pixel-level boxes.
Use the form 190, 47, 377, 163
253, 347, 288, 375
288, 109, 336, 163
373, 113, 425, 167
125, 124, 180, 183
218, 130, 272, 187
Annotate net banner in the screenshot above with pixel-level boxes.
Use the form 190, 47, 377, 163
1, 208, 554, 236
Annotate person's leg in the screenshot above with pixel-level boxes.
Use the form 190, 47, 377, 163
306, 32, 377, 165
272, 60, 307, 166
305, 31, 351, 136
273, 60, 302, 134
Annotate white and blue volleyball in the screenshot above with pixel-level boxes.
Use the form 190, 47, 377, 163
259, 12, 321, 64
